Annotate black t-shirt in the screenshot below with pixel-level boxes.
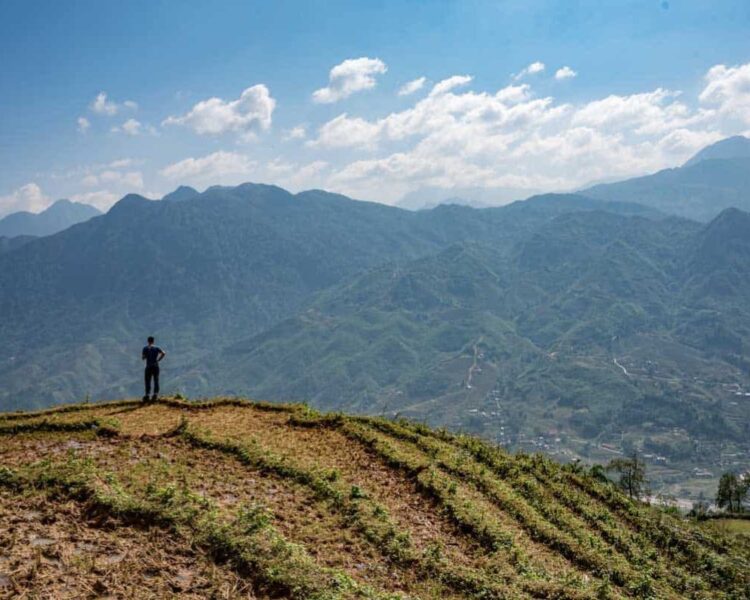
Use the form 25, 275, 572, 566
142, 346, 163, 367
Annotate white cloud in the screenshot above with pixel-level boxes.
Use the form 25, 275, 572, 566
77, 117, 90, 133
496, 84, 532, 104
90, 92, 137, 116
513, 61, 545, 80
283, 125, 307, 141
303, 61, 750, 204
82, 170, 144, 189
263, 159, 329, 191
555, 66, 577, 80
163, 85, 275, 137
108, 158, 135, 169
398, 77, 426, 96
429, 75, 472, 96
110, 118, 157, 136
121, 118, 142, 135
307, 114, 382, 149
0, 183, 51, 217
699, 63, 750, 124
312, 57, 387, 104
160, 151, 256, 182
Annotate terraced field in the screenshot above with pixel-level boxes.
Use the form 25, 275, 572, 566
0, 398, 748, 599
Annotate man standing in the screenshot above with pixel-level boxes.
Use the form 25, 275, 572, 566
142, 336, 166, 402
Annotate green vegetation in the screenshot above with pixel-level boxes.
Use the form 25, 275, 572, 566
715, 472, 749, 513
606, 453, 649, 500
1, 398, 748, 598
1, 183, 749, 497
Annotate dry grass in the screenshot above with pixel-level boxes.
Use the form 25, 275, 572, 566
0, 488, 255, 599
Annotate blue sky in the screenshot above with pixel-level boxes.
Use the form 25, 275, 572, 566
1, 0, 749, 215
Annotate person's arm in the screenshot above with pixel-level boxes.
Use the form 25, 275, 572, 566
142, 348, 147, 361
158, 349, 166, 362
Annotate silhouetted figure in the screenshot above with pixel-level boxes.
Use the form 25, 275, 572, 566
142, 336, 166, 402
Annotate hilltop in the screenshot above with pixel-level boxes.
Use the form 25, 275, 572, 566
1, 398, 748, 599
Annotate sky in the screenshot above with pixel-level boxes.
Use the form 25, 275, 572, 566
1, 0, 749, 216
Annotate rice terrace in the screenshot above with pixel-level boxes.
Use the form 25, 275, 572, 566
0, 397, 747, 599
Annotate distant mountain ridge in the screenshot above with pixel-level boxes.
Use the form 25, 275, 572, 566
684, 135, 750, 167
583, 136, 750, 221
0, 199, 101, 237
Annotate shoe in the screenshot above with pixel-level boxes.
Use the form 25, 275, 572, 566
151, 394, 158, 402
142, 395, 149, 402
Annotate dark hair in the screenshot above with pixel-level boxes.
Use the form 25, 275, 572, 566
147, 336, 155, 344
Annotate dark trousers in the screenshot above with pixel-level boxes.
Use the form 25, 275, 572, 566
144, 365, 160, 396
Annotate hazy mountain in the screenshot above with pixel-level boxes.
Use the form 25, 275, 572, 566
582, 148, 750, 222
0, 199, 101, 237
396, 185, 538, 210
683, 134, 750, 167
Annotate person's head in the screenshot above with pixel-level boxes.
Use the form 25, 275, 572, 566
147, 336, 155, 346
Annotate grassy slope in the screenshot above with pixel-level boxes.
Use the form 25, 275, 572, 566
1, 398, 748, 599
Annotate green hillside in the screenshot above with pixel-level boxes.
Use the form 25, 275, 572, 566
199, 209, 750, 498
1, 398, 748, 598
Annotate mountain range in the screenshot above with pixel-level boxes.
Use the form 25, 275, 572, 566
0, 137, 749, 497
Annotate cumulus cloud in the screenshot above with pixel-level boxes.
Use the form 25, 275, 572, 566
82, 170, 144, 189
312, 57, 387, 103
121, 118, 142, 135
555, 66, 577, 80
77, 117, 90, 133
111, 118, 157, 136
108, 158, 135, 169
90, 92, 137, 116
283, 125, 307, 141
303, 60, 750, 204
429, 75, 472, 96
699, 63, 750, 124
160, 151, 256, 182
0, 183, 51, 217
513, 61, 545, 80
398, 77, 426, 96
163, 85, 275, 137
264, 159, 329, 191
69, 159, 146, 209
307, 114, 382, 149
